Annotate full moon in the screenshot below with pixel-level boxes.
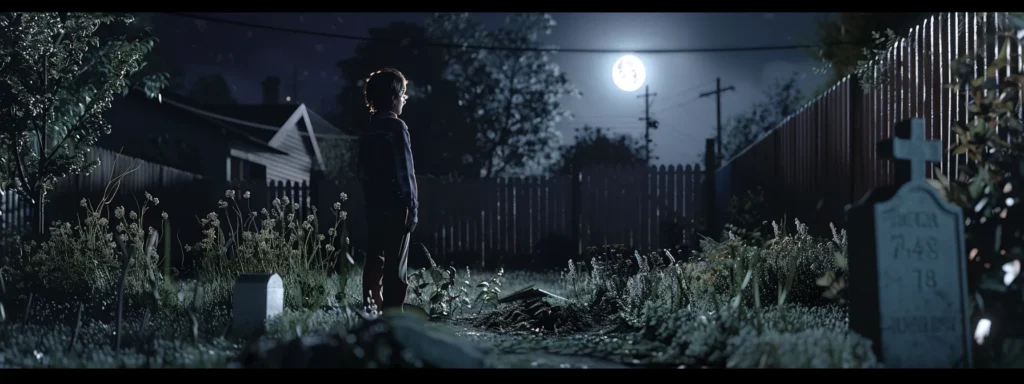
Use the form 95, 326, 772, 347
612, 55, 646, 92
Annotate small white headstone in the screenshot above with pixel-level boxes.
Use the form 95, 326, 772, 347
232, 273, 284, 334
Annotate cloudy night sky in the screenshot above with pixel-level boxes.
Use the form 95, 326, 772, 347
154, 12, 835, 167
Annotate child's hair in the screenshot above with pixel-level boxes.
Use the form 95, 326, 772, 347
363, 68, 407, 113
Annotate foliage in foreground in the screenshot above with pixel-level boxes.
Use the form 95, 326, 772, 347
0, 161, 354, 325
545, 217, 868, 368
0, 12, 169, 232
0, 303, 366, 368
189, 190, 352, 311
926, 16, 1024, 365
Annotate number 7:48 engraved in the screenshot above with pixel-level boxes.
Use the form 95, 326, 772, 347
891, 234, 939, 260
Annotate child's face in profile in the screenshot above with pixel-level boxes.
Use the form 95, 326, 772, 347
395, 91, 408, 115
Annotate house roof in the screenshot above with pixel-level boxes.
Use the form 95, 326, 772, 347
162, 95, 355, 143
192, 104, 297, 142
154, 93, 286, 154
305, 108, 354, 140
156, 92, 361, 172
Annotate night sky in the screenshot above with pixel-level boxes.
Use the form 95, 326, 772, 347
155, 12, 834, 166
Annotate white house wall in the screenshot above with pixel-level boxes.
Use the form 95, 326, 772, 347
259, 119, 314, 183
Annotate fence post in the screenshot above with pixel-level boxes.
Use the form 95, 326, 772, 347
570, 158, 582, 258
703, 138, 717, 239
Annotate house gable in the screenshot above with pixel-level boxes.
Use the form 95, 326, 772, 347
268, 104, 326, 171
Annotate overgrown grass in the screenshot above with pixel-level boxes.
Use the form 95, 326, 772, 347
489, 217, 876, 368
0, 165, 889, 368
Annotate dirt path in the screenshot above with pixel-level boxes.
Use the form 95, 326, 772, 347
425, 319, 640, 369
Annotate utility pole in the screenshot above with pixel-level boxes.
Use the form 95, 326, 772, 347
699, 77, 735, 166
637, 84, 659, 166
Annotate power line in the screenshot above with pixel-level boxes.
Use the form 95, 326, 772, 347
658, 80, 717, 102
164, 12, 863, 55
651, 95, 703, 115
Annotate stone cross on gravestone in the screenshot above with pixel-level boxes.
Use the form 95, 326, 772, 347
846, 118, 972, 368
884, 118, 943, 183
232, 273, 284, 335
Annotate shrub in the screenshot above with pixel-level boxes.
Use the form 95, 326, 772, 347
406, 246, 505, 319
929, 16, 1024, 367
637, 303, 875, 368
188, 191, 351, 310
2, 180, 168, 319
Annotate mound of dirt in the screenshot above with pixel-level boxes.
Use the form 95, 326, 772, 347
243, 312, 488, 368
474, 299, 595, 334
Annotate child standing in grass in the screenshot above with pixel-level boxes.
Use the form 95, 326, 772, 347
356, 68, 418, 312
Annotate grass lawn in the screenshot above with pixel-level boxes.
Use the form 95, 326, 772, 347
0, 239, 879, 368
0, 192, 895, 368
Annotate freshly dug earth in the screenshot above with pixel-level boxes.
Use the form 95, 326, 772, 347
474, 299, 596, 334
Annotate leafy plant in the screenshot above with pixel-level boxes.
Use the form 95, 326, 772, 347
0, 12, 169, 232
850, 29, 900, 91
407, 245, 504, 318
928, 13, 1024, 366
472, 267, 504, 312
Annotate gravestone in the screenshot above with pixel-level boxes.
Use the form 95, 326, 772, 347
846, 118, 972, 368
232, 273, 284, 335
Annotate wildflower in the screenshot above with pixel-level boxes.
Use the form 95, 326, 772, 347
243, 191, 251, 199
318, 234, 325, 241
340, 211, 348, 220
292, 203, 299, 210
114, 206, 125, 219
326, 244, 335, 253
339, 192, 348, 202
328, 228, 336, 236
152, 198, 160, 206
333, 202, 342, 210
145, 192, 153, 201
225, 190, 236, 199
218, 200, 228, 209
129, 211, 138, 220
80, 198, 87, 207
161, 212, 168, 220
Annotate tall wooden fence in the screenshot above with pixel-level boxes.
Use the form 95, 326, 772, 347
714, 12, 1022, 235
1, 146, 205, 235
337, 164, 704, 269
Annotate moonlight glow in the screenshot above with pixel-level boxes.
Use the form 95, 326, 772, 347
612, 55, 646, 92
